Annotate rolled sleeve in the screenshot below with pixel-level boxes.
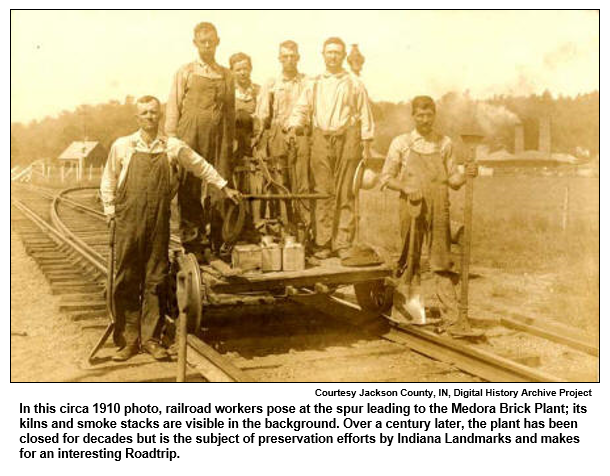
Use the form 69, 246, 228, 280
379, 137, 403, 190
357, 83, 375, 141
100, 142, 121, 216
442, 138, 457, 175
168, 137, 228, 190
443, 138, 465, 188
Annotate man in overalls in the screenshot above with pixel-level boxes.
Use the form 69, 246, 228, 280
165, 22, 235, 255
288, 37, 375, 260
379, 96, 478, 319
101, 96, 240, 362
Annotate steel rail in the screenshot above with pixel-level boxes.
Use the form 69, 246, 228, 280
186, 335, 249, 382
499, 316, 598, 358
12, 197, 107, 275
13, 187, 233, 380
14, 184, 570, 383
56, 187, 105, 218
19, 184, 183, 248
50, 194, 108, 273
299, 292, 565, 382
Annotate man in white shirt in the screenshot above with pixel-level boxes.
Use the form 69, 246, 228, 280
256, 40, 311, 235
288, 37, 375, 259
101, 95, 239, 362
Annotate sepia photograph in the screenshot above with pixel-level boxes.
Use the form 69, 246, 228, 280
10, 9, 599, 383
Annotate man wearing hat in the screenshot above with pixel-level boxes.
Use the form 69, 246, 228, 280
380, 96, 477, 319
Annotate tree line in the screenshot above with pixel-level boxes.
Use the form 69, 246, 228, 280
10, 91, 599, 167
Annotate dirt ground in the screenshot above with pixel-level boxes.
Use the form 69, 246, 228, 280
10, 229, 476, 383
11, 230, 71, 381
359, 176, 599, 338
10, 231, 187, 382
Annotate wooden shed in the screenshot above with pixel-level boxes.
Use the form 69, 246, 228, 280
57, 141, 106, 168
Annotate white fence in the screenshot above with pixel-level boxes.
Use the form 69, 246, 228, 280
12, 162, 104, 186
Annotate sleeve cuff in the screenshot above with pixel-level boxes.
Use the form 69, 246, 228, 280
215, 178, 228, 190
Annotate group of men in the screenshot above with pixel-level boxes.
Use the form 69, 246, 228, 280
100, 21, 476, 361
164, 22, 376, 261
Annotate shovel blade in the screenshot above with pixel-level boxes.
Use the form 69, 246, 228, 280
87, 323, 114, 363
390, 283, 426, 325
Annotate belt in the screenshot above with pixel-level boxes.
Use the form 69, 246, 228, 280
273, 123, 311, 136
314, 126, 349, 138
313, 121, 359, 138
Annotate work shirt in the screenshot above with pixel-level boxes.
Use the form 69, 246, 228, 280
256, 73, 308, 130
165, 58, 227, 137
100, 130, 227, 216
288, 69, 374, 141
235, 82, 260, 128
380, 129, 458, 190
236, 82, 260, 108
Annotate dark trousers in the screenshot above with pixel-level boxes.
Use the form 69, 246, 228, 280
310, 125, 361, 252
113, 152, 170, 346
267, 124, 312, 229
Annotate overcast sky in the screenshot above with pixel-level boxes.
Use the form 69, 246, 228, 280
10, 10, 599, 124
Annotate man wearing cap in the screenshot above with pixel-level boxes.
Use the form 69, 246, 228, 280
256, 40, 311, 235
101, 96, 240, 362
380, 96, 477, 316
165, 22, 235, 255
288, 37, 374, 260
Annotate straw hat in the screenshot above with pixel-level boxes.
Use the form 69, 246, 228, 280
352, 160, 379, 195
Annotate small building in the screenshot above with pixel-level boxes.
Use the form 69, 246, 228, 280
57, 141, 106, 168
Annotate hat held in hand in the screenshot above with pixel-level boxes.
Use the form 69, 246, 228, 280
352, 160, 379, 195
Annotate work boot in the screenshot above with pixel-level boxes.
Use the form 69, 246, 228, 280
113, 343, 139, 362
313, 248, 332, 260
337, 248, 350, 260
142, 340, 169, 361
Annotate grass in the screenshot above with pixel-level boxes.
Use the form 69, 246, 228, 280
360, 175, 599, 274
359, 175, 599, 332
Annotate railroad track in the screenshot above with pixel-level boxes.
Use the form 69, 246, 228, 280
11, 184, 197, 382
11, 183, 598, 383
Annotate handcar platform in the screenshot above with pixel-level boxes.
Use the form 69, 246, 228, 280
174, 253, 396, 332
200, 258, 393, 294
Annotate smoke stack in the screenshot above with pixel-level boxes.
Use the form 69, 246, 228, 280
539, 116, 551, 156
514, 123, 524, 155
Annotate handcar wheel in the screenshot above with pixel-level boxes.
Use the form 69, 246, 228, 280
176, 253, 203, 333
354, 280, 393, 313
221, 200, 246, 244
